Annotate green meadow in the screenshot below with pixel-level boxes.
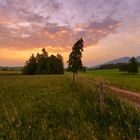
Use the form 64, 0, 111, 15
0, 71, 140, 140
85, 68, 140, 92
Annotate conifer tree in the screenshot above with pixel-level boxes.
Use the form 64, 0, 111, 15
22, 54, 37, 75
22, 48, 64, 75
36, 48, 50, 74
67, 38, 84, 83
56, 54, 64, 74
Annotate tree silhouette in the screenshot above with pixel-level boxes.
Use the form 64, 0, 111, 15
36, 48, 50, 74
119, 57, 139, 74
22, 48, 64, 75
128, 57, 139, 74
22, 54, 37, 75
56, 54, 64, 74
119, 63, 128, 74
67, 38, 84, 83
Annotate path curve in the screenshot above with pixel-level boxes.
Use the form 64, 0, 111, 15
79, 75, 140, 109
107, 86, 140, 108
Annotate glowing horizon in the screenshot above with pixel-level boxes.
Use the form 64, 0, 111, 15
0, 0, 140, 67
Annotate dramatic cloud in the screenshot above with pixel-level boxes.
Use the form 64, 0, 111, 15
0, 0, 124, 50
0, 17, 121, 50
0, 0, 140, 66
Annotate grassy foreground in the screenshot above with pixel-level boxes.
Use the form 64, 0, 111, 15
85, 69, 140, 92
0, 72, 140, 140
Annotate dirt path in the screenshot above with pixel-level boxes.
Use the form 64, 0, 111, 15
79, 75, 140, 109
106, 86, 140, 109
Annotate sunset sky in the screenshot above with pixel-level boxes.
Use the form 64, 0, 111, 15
0, 0, 140, 67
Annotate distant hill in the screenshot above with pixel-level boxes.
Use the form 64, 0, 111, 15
106, 57, 130, 64
136, 56, 140, 62
92, 56, 140, 69
106, 56, 140, 64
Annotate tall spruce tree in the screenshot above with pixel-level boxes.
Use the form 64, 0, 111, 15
67, 38, 84, 83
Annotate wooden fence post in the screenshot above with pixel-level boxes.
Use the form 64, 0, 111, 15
99, 81, 104, 115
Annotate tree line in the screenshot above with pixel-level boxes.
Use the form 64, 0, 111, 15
22, 48, 64, 75
93, 63, 126, 70
91, 57, 139, 75
119, 57, 139, 74
93, 62, 140, 70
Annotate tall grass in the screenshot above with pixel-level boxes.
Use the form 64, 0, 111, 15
85, 69, 140, 92
0, 73, 139, 139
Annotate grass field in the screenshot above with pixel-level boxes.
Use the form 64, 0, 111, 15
0, 71, 140, 139
84, 68, 140, 92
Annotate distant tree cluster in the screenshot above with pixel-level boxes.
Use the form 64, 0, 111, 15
119, 57, 139, 74
94, 63, 125, 70
22, 48, 64, 75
